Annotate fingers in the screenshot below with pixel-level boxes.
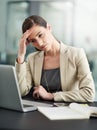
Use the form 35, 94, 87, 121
33, 92, 40, 99
18, 29, 32, 56
33, 87, 40, 99
22, 29, 32, 41
19, 29, 32, 48
33, 91, 40, 99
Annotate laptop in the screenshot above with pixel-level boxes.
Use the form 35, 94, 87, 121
0, 64, 37, 112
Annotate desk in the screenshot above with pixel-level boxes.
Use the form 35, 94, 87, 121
0, 102, 97, 130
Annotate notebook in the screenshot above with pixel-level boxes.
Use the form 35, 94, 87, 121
0, 64, 37, 112
38, 103, 97, 120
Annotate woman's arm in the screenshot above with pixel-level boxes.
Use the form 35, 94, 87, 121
15, 58, 33, 96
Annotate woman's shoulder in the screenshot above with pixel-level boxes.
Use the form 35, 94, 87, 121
61, 42, 85, 54
61, 42, 86, 60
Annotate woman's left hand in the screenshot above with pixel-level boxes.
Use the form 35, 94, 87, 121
33, 85, 54, 100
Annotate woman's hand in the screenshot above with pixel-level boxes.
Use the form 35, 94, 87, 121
33, 85, 54, 100
17, 29, 32, 63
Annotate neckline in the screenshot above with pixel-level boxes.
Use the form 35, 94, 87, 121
43, 67, 60, 71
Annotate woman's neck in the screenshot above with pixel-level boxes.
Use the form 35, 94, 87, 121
45, 40, 60, 56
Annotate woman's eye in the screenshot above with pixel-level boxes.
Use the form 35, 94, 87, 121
39, 34, 43, 38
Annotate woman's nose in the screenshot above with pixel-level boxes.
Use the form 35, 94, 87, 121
37, 39, 43, 46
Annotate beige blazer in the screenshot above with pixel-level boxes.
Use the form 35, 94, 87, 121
15, 43, 95, 102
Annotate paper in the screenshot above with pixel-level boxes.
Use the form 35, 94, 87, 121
38, 105, 89, 120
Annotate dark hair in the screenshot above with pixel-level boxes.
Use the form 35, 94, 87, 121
22, 15, 47, 33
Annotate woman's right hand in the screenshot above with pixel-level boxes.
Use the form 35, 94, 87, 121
17, 29, 32, 64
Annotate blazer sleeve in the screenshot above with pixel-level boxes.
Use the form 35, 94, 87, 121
15, 58, 33, 96
54, 48, 95, 102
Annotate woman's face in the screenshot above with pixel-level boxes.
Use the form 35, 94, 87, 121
27, 24, 53, 51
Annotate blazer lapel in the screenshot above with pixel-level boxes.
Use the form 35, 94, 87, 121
60, 43, 69, 91
34, 51, 44, 86
34, 43, 69, 89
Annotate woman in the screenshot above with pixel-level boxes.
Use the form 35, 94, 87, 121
15, 15, 95, 102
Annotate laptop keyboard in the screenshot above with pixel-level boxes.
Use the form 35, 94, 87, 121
23, 104, 34, 108
23, 99, 53, 107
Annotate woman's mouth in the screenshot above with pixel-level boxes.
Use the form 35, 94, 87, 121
41, 45, 47, 50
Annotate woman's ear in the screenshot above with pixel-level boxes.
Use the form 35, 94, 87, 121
47, 23, 52, 32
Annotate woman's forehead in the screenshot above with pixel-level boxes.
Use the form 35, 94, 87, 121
28, 25, 46, 40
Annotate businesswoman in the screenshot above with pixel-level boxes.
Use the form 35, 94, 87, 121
15, 15, 95, 102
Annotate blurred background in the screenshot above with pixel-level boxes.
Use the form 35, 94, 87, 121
0, 0, 97, 100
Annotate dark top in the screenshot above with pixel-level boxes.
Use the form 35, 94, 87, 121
40, 68, 62, 93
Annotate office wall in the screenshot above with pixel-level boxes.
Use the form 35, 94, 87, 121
0, 0, 26, 62
0, 0, 7, 52
74, 0, 97, 100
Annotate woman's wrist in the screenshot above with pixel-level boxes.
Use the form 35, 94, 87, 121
17, 56, 25, 64
47, 93, 54, 100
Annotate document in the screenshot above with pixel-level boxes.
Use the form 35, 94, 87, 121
38, 103, 97, 120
